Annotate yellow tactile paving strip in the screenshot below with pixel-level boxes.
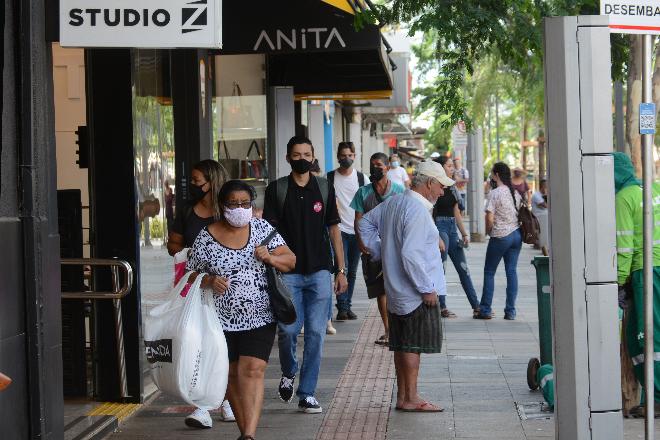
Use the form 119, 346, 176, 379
87, 402, 142, 421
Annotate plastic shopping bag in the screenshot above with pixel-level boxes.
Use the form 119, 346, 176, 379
173, 248, 191, 297
144, 272, 228, 410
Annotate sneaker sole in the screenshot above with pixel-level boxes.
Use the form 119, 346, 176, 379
184, 418, 212, 429
219, 417, 236, 423
298, 407, 323, 414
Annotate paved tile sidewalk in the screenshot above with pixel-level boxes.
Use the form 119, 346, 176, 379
111, 238, 658, 439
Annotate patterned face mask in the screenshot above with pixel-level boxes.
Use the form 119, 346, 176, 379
224, 206, 252, 228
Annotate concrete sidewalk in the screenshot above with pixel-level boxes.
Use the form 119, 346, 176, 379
109, 238, 656, 439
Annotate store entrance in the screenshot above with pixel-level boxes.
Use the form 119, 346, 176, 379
53, 45, 188, 438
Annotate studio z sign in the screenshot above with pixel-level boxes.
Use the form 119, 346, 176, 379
60, 0, 222, 48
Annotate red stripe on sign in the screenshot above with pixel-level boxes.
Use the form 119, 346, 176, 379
610, 24, 660, 31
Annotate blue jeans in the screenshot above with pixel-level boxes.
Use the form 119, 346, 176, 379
479, 229, 522, 317
335, 231, 361, 313
278, 270, 332, 399
435, 217, 480, 310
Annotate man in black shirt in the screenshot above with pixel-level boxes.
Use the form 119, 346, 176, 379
263, 136, 347, 414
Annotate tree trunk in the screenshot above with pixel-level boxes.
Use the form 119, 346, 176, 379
626, 35, 643, 176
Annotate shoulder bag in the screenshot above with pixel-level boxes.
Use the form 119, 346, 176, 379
260, 229, 297, 325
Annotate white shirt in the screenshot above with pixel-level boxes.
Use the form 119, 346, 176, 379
531, 191, 547, 217
386, 167, 409, 188
485, 186, 521, 238
333, 168, 360, 234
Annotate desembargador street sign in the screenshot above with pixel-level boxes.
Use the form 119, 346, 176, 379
600, 0, 660, 34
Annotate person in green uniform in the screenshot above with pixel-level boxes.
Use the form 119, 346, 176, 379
614, 152, 660, 417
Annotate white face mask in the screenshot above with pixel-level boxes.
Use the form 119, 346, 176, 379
391, 161, 400, 168
224, 207, 252, 228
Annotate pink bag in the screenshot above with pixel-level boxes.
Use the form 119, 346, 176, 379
173, 248, 192, 297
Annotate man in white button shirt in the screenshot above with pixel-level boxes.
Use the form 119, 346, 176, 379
359, 160, 454, 413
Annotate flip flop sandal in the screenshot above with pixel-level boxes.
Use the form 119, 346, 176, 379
441, 309, 457, 318
398, 401, 444, 413
374, 334, 389, 346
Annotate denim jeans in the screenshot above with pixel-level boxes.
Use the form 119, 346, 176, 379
479, 229, 523, 317
336, 231, 361, 313
278, 270, 332, 399
435, 217, 480, 310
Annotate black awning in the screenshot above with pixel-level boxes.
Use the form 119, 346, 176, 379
216, 0, 392, 96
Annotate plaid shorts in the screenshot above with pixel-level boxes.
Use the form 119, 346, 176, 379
388, 303, 443, 354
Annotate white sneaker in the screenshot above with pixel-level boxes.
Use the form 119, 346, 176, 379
219, 400, 235, 422
184, 408, 212, 429
326, 320, 336, 335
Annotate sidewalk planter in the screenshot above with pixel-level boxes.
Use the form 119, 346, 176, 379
527, 256, 552, 390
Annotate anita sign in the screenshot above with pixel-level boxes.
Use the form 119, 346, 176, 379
60, 0, 223, 48
253, 28, 346, 51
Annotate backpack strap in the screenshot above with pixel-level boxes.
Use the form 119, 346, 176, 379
357, 171, 365, 187
275, 176, 289, 222
326, 170, 335, 188
315, 175, 329, 219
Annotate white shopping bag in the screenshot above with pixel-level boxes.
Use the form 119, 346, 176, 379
144, 272, 228, 410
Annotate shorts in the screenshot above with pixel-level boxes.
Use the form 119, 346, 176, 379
361, 254, 385, 299
388, 303, 443, 354
224, 322, 277, 363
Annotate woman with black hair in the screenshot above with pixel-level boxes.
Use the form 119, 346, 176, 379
474, 162, 523, 320
432, 156, 480, 318
186, 180, 296, 440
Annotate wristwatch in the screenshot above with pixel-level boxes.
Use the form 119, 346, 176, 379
337, 268, 347, 275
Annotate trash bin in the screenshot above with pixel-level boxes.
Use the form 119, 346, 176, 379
527, 256, 552, 390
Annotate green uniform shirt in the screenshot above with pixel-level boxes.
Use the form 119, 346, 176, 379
615, 182, 660, 284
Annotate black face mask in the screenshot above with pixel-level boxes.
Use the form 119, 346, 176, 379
189, 183, 208, 203
338, 158, 354, 169
290, 158, 313, 174
490, 179, 498, 190
369, 166, 384, 183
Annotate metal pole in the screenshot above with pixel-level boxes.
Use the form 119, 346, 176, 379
495, 93, 501, 161
642, 33, 655, 440
111, 265, 129, 399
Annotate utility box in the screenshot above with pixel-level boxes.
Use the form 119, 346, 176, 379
543, 15, 622, 440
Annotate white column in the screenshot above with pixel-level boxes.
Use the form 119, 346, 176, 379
466, 129, 485, 241
307, 102, 325, 172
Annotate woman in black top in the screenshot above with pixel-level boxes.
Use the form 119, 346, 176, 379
167, 160, 228, 255
165, 159, 235, 429
432, 156, 480, 318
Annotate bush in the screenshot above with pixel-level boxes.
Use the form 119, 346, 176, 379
150, 217, 164, 239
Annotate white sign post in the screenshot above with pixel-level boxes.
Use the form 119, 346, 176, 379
601, 3, 657, 438
60, 0, 223, 48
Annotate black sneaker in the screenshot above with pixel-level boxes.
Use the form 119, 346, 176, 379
336, 311, 349, 321
298, 396, 322, 414
346, 310, 358, 320
278, 375, 295, 403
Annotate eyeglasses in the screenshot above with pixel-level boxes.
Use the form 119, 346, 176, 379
225, 201, 253, 209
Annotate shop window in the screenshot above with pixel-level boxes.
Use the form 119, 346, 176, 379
212, 54, 268, 187
131, 49, 176, 391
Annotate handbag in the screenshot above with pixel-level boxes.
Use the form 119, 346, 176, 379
240, 140, 267, 180
512, 192, 541, 245
218, 140, 240, 179
260, 229, 297, 325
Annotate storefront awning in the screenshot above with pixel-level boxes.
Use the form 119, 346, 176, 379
215, 0, 393, 99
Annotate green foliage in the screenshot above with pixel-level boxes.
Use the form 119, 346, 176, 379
362, 0, 630, 127
149, 216, 164, 239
